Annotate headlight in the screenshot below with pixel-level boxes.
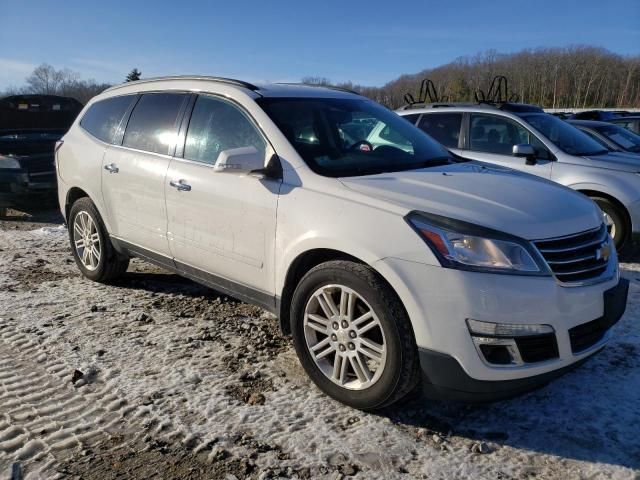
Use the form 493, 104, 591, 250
407, 212, 549, 275
0, 155, 20, 169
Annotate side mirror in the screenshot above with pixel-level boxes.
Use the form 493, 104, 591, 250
512, 143, 537, 165
213, 146, 264, 174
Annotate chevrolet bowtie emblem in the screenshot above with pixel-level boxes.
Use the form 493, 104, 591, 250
596, 243, 611, 261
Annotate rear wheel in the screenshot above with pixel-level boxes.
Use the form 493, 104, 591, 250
290, 260, 420, 410
68, 197, 129, 283
592, 197, 627, 250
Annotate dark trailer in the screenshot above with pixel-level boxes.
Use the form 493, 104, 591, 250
0, 94, 83, 214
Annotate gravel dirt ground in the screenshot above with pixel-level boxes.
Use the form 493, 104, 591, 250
0, 208, 639, 480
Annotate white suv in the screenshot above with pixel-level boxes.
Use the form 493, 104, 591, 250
56, 77, 628, 409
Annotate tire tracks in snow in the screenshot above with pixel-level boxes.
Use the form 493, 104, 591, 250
0, 323, 214, 477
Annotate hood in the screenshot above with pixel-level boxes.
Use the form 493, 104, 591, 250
339, 162, 602, 240
0, 131, 62, 157
567, 151, 640, 172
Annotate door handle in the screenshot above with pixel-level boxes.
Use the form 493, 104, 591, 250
170, 179, 192, 192
104, 163, 119, 174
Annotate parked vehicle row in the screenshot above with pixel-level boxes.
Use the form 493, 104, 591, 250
569, 120, 640, 154
56, 77, 628, 409
0, 95, 82, 216
397, 102, 640, 249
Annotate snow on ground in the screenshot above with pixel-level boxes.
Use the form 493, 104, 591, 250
0, 216, 639, 479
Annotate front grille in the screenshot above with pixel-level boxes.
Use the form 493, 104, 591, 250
25, 155, 55, 175
533, 225, 610, 284
515, 333, 559, 363
569, 318, 609, 353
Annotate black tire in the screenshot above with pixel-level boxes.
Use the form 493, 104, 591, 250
592, 197, 627, 250
290, 260, 420, 410
68, 197, 129, 283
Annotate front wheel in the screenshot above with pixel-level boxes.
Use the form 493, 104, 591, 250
592, 197, 627, 250
68, 197, 129, 283
290, 260, 420, 410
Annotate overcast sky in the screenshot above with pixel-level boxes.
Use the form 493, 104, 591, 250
1, 0, 639, 89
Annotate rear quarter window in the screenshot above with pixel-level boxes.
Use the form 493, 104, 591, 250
80, 95, 136, 143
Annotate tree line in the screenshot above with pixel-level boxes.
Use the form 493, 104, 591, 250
3, 46, 638, 109
0, 65, 141, 105
308, 46, 640, 110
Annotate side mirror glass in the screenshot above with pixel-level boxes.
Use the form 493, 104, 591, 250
512, 143, 536, 165
213, 146, 264, 174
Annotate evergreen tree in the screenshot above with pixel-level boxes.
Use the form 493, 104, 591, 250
125, 69, 142, 82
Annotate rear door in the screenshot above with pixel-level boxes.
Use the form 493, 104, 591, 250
165, 94, 280, 302
101, 92, 189, 256
458, 113, 553, 178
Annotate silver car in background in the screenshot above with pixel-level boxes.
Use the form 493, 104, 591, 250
398, 103, 640, 248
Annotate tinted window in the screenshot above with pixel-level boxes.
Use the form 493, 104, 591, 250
257, 97, 451, 178
579, 128, 613, 149
469, 114, 528, 155
595, 124, 640, 152
418, 113, 462, 148
80, 95, 134, 143
184, 95, 266, 165
403, 113, 420, 125
123, 93, 188, 155
519, 113, 608, 156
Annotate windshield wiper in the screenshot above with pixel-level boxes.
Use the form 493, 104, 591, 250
577, 149, 609, 156
404, 157, 453, 171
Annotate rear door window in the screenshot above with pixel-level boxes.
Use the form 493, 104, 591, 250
80, 95, 135, 143
123, 93, 188, 155
418, 113, 463, 148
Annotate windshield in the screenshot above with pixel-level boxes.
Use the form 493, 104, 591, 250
595, 124, 640, 153
256, 97, 451, 177
518, 113, 608, 156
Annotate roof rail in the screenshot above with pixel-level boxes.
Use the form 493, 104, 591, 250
104, 76, 261, 93
277, 82, 360, 95
397, 102, 477, 111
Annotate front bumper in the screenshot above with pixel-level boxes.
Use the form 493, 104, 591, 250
374, 257, 628, 398
418, 347, 597, 402
0, 169, 57, 209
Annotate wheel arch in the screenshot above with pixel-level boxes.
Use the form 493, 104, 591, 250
278, 248, 408, 336
65, 187, 115, 237
577, 189, 631, 241
65, 187, 90, 221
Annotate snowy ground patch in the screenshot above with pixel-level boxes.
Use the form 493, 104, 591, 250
0, 216, 639, 479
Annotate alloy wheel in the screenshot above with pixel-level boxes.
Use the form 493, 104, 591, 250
73, 211, 101, 271
303, 284, 387, 390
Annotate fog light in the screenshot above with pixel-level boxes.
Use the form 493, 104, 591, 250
466, 319, 554, 337
467, 320, 556, 367
479, 344, 513, 365
472, 336, 523, 366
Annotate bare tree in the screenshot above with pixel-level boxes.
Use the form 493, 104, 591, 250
25, 64, 79, 95
312, 46, 640, 109
18, 64, 111, 104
